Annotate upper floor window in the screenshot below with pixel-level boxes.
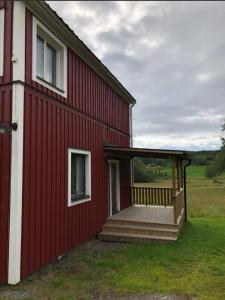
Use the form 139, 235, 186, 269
0, 9, 4, 76
32, 17, 67, 97
36, 36, 57, 85
68, 149, 91, 207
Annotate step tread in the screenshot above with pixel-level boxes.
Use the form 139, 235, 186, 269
99, 231, 177, 241
106, 218, 178, 228
103, 223, 178, 233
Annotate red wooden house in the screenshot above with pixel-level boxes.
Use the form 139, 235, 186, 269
0, 1, 190, 285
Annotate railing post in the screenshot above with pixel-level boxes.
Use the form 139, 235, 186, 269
173, 194, 177, 224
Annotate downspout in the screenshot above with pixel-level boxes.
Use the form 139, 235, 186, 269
183, 158, 191, 221
129, 103, 135, 205
129, 103, 134, 148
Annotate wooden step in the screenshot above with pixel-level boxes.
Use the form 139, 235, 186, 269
98, 231, 177, 244
102, 224, 178, 238
106, 218, 178, 230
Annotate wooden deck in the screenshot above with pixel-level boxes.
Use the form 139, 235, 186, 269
109, 206, 174, 224
98, 205, 185, 244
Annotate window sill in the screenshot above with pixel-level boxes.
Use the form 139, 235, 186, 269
68, 196, 91, 207
34, 76, 66, 97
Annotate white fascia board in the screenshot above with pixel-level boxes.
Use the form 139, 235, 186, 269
8, 1, 26, 285
0, 9, 4, 76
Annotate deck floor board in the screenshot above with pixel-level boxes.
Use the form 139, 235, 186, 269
108, 206, 174, 224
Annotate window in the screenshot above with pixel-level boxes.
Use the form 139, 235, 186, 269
32, 17, 67, 96
68, 149, 91, 206
0, 9, 4, 76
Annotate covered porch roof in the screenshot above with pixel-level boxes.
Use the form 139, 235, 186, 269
103, 145, 189, 160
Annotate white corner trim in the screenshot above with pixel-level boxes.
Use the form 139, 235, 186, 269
108, 160, 120, 216
0, 9, 5, 76
8, 1, 26, 285
32, 16, 67, 97
67, 148, 91, 207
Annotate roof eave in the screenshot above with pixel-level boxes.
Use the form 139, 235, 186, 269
103, 145, 189, 159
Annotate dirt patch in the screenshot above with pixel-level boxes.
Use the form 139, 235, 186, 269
0, 290, 32, 299
98, 294, 196, 300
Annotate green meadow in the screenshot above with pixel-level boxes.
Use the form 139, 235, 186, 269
1, 165, 225, 300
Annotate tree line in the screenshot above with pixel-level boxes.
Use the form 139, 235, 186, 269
134, 120, 225, 182
205, 120, 225, 178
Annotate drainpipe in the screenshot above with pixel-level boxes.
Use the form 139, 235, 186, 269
129, 103, 135, 184
183, 158, 192, 221
129, 103, 135, 206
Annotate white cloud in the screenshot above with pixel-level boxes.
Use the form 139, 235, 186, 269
196, 72, 213, 82
47, 1, 225, 151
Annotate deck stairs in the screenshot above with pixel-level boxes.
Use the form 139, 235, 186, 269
98, 207, 184, 244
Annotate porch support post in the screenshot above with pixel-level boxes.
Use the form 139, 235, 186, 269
176, 159, 181, 191
180, 160, 183, 189
171, 158, 176, 196
172, 158, 177, 224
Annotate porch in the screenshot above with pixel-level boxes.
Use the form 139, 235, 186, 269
99, 189, 185, 243
99, 146, 190, 243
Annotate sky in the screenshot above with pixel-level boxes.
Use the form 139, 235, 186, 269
47, 1, 225, 151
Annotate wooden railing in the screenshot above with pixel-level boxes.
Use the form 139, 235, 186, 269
132, 186, 185, 224
132, 187, 173, 207
173, 188, 184, 224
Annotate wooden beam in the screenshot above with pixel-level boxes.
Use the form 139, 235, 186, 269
176, 160, 181, 191
171, 158, 176, 196
180, 161, 184, 188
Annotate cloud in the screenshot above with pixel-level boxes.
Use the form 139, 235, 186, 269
47, 1, 225, 150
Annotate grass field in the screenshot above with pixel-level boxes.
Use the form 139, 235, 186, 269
1, 219, 225, 300
158, 165, 206, 178
0, 165, 225, 300
139, 165, 225, 218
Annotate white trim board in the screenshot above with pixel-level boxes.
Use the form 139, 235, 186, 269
8, 1, 26, 285
108, 160, 120, 216
0, 8, 5, 76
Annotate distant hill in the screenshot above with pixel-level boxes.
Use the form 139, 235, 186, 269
188, 150, 220, 166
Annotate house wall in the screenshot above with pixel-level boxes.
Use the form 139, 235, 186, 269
0, 0, 13, 284
20, 9, 132, 279
0, 86, 12, 284
0, 0, 13, 84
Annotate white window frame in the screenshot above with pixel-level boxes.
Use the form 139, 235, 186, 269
0, 9, 5, 76
32, 16, 67, 97
68, 148, 91, 207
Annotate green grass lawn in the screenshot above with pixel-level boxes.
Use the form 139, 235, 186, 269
156, 165, 206, 178
1, 219, 225, 300
1, 165, 225, 300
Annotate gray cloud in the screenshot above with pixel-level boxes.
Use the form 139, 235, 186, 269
47, 1, 225, 150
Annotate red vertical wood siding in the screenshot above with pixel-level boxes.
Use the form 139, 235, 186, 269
21, 89, 130, 278
21, 8, 132, 279
0, 0, 13, 284
0, 0, 13, 84
0, 86, 12, 284
120, 159, 132, 210
25, 10, 130, 136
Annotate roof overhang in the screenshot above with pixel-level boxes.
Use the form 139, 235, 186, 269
104, 145, 189, 160
24, 1, 136, 106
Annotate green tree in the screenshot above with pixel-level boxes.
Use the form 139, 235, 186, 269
205, 120, 225, 178
134, 159, 155, 183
